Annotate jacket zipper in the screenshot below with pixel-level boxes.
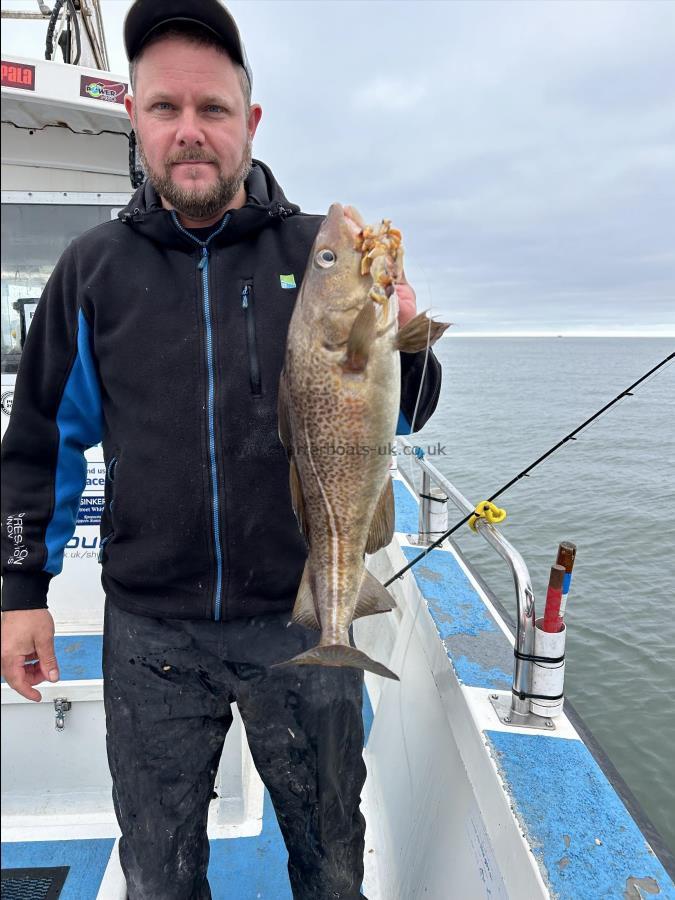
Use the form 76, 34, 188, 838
171, 212, 230, 621
241, 282, 262, 395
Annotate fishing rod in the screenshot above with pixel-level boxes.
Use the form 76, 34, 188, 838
385, 350, 675, 586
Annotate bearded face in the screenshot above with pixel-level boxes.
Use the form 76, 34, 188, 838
127, 36, 262, 224
137, 134, 253, 221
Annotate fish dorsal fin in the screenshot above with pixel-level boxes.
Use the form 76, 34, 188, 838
354, 568, 395, 619
365, 476, 395, 554
394, 312, 450, 353
277, 371, 292, 454
343, 300, 377, 372
291, 561, 320, 630
289, 456, 310, 544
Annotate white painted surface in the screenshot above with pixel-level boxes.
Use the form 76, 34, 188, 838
531, 618, 566, 717
356, 539, 552, 900
1, 679, 265, 841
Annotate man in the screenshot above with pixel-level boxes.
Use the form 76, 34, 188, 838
0, 2, 442, 898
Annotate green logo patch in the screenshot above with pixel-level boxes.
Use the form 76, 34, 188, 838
280, 274, 296, 290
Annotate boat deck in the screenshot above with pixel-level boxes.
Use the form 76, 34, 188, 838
1, 635, 378, 899
1, 794, 295, 899
2, 476, 673, 899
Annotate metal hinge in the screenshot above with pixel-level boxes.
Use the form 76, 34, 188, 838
54, 698, 71, 732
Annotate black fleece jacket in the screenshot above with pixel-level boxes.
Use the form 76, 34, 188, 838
1, 160, 442, 620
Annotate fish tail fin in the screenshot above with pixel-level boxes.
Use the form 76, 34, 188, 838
274, 645, 399, 681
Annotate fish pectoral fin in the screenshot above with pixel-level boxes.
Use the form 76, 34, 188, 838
394, 312, 450, 353
277, 371, 292, 454
291, 562, 320, 630
365, 476, 395, 554
354, 568, 396, 619
289, 457, 310, 544
343, 300, 377, 372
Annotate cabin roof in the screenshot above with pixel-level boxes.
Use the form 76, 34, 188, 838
2, 54, 131, 135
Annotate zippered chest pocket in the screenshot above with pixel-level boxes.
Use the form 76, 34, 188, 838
241, 280, 262, 396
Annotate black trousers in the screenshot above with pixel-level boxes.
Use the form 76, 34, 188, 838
102, 600, 367, 900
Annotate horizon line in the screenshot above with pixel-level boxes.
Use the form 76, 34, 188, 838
442, 332, 675, 338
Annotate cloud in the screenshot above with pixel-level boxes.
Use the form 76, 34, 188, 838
353, 75, 428, 112
3, 0, 674, 334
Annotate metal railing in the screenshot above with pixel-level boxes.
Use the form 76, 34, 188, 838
396, 437, 537, 720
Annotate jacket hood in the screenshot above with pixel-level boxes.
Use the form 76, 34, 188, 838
118, 158, 301, 250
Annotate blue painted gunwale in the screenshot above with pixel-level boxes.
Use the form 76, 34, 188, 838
391, 474, 675, 897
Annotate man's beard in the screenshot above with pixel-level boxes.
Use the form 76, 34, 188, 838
137, 136, 253, 220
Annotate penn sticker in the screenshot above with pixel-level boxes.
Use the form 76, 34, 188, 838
279, 274, 296, 290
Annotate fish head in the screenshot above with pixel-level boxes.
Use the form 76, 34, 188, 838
296, 203, 374, 346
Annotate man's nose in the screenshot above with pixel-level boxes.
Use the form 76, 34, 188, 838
175, 110, 205, 146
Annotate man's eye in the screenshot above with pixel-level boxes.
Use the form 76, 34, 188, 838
153, 102, 173, 111
206, 105, 226, 114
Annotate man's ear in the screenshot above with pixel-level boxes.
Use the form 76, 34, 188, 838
248, 103, 263, 141
125, 92, 136, 130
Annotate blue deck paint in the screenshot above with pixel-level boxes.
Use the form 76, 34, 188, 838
404, 547, 498, 638
400, 545, 512, 690
452, 656, 512, 691
485, 731, 675, 899
393, 479, 419, 535
208, 791, 292, 899
1, 839, 114, 900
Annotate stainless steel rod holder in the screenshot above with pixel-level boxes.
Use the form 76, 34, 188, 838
397, 438, 536, 718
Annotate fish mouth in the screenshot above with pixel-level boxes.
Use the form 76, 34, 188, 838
322, 202, 345, 239
344, 205, 365, 234
321, 202, 362, 248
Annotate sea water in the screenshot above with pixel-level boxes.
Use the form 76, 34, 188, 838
414, 337, 675, 853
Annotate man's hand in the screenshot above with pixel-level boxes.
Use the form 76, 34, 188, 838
1, 609, 59, 702
395, 270, 417, 328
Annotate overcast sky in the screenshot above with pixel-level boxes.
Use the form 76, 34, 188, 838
3, 0, 675, 336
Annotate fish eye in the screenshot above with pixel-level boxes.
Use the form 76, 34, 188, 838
316, 249, 336, 268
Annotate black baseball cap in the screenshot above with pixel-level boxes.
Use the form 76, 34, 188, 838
124, 0, 252, 89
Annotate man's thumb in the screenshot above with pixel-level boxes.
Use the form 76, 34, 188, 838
36, 641, 59, 682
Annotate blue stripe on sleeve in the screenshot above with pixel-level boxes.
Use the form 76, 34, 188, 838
44, 310, 102, 575
396, 410, 412, 435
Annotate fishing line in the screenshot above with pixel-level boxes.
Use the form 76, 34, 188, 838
390, 267, 437, 801
385, 350, 675, 586
396, 264, 437, 559
400, 262, 438, 490
385, 348, 674, 794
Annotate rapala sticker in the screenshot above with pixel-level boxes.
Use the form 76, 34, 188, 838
1, 391, 13, 417
1, 61, 35, 91
80, 76, 128, 105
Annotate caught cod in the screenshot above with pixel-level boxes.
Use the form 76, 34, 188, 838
277, 203, 449, 680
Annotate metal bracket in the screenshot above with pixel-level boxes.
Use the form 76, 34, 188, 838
54, 698, 71, 732
489, 694, 556, 731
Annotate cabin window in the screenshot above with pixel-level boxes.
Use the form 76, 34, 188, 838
1, 202, 122, 373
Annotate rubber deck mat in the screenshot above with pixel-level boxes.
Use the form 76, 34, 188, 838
1, 867, 69, 900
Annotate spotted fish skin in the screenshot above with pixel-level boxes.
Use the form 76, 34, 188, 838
277, 203, 448, 680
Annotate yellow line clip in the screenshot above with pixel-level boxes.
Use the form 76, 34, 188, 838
468, 500, 507, 533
